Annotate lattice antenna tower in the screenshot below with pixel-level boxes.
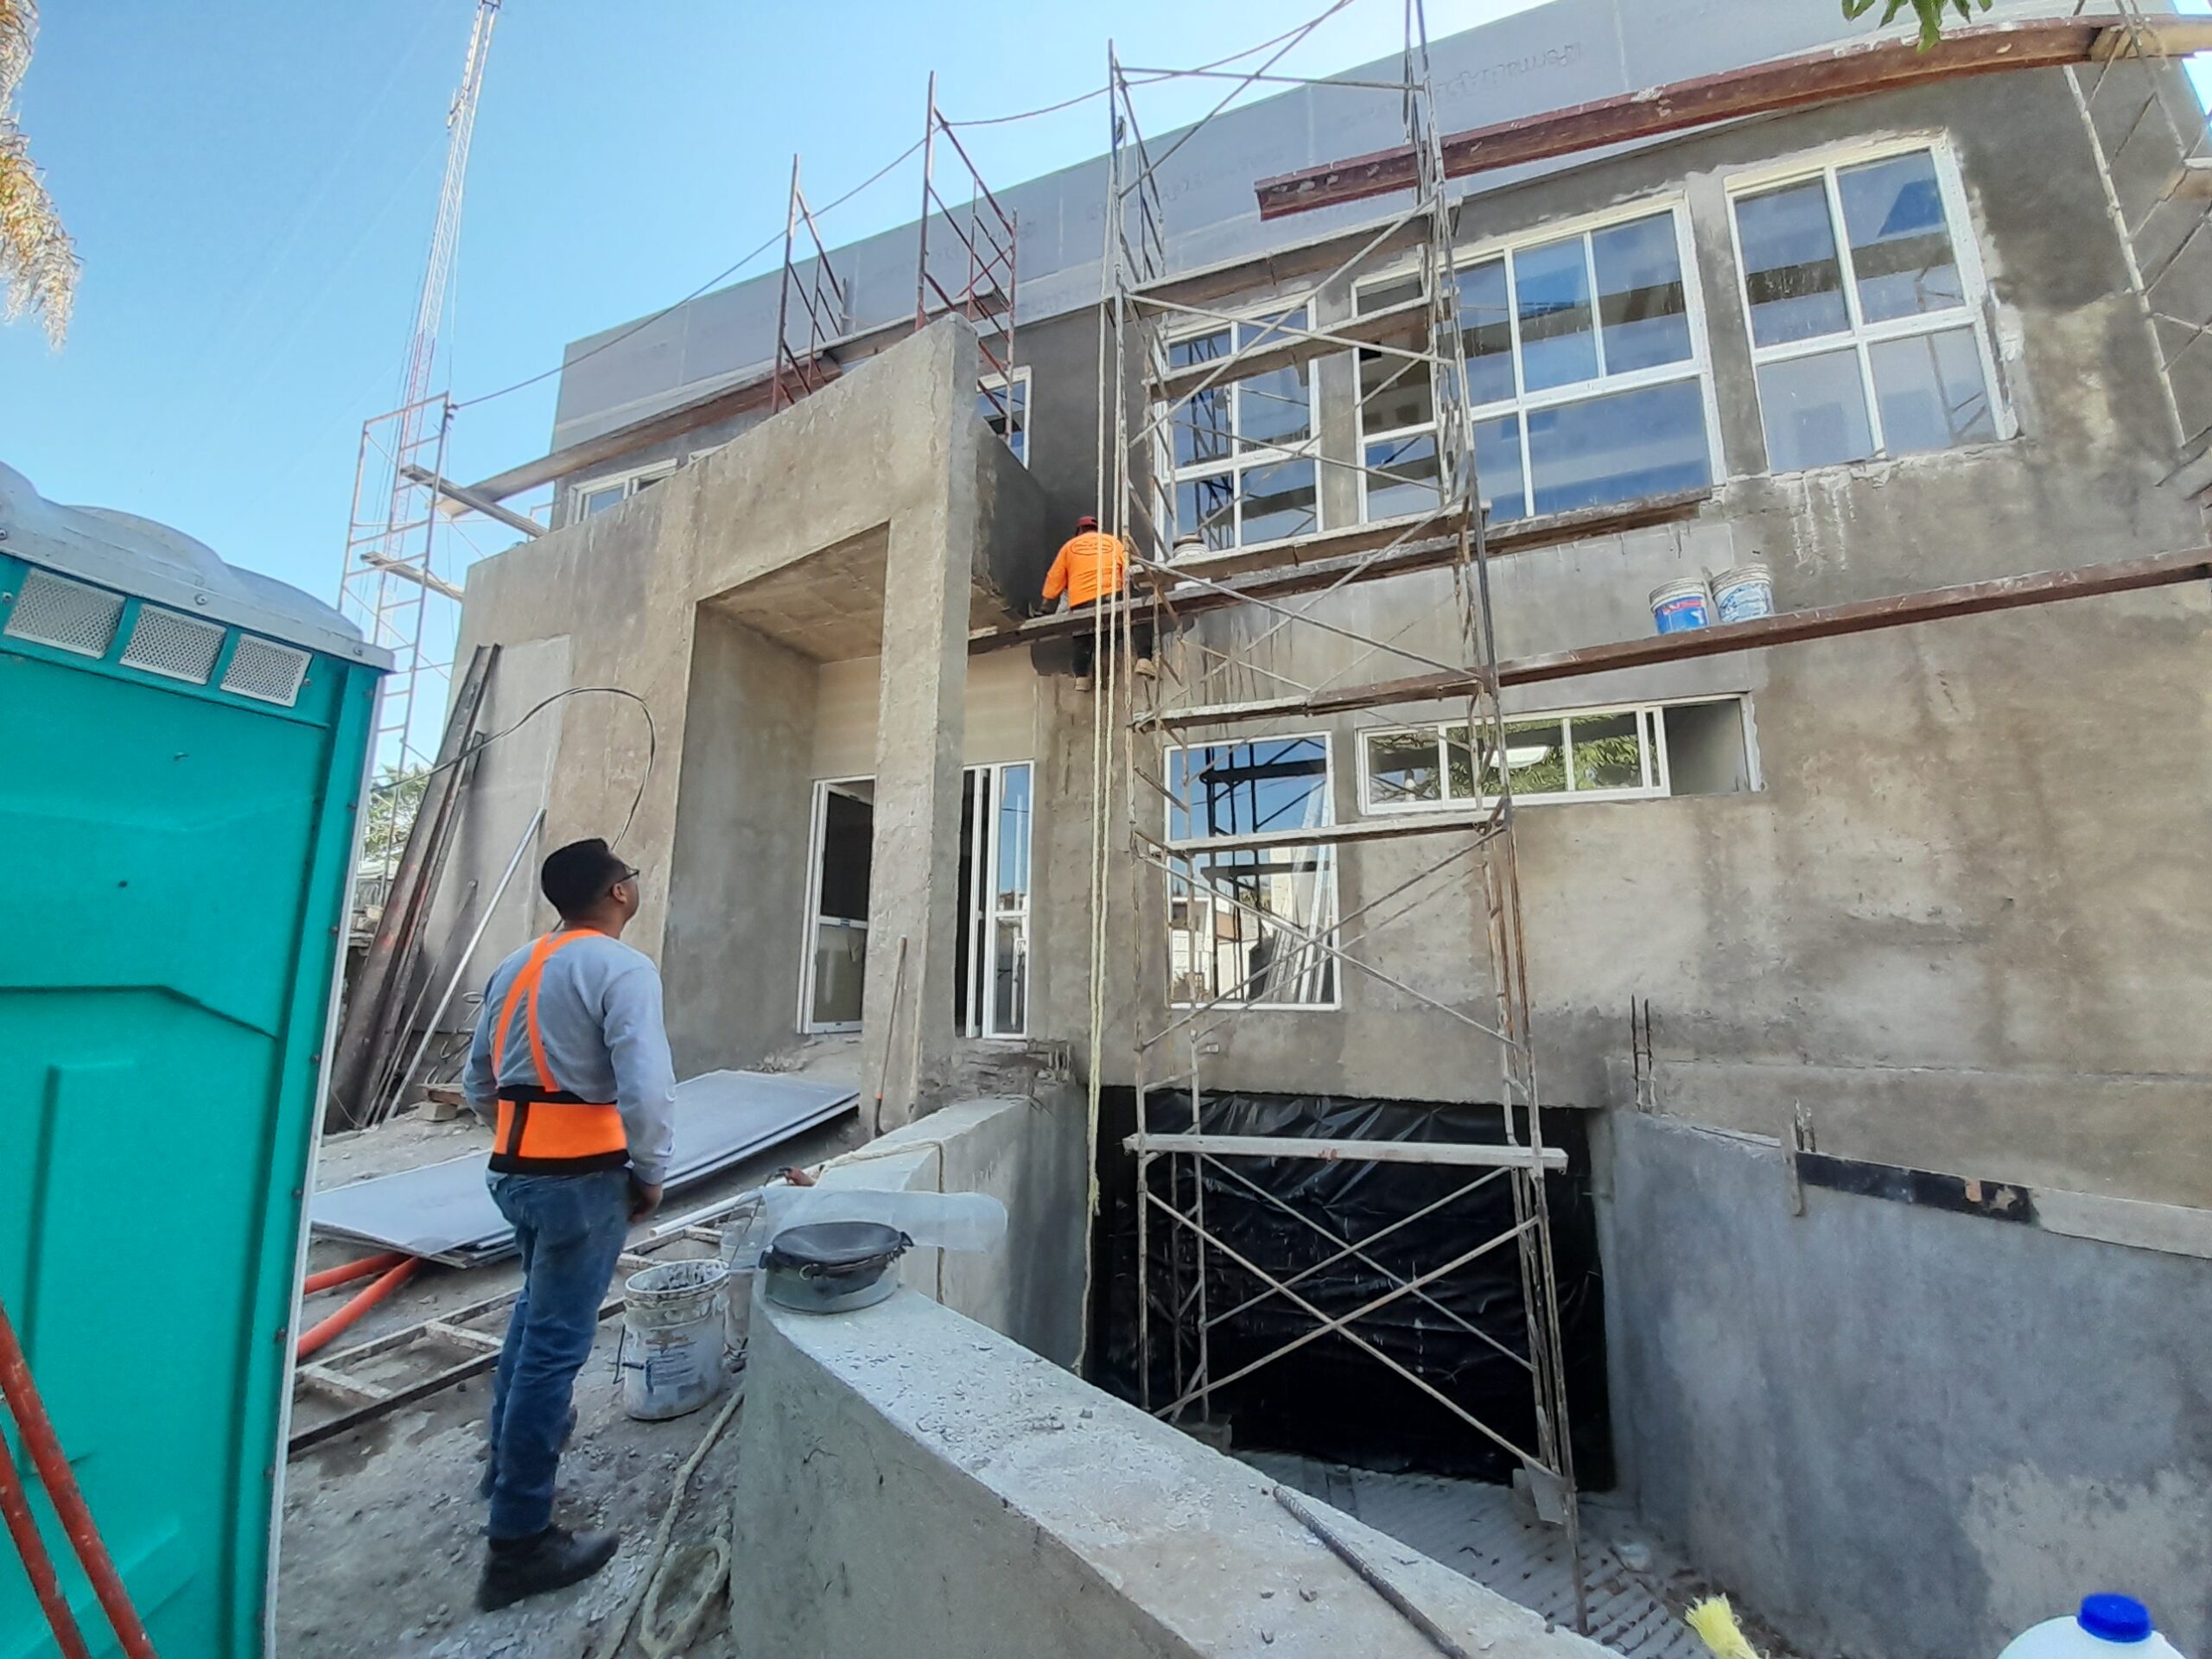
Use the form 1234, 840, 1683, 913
340, 0, 503, 778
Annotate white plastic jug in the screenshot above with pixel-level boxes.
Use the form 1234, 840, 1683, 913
2000, 1596, 2186, 1658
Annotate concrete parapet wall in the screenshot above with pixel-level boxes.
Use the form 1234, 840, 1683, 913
727, 1289, 1614, 1659
801, 1086, 1088, 1367
1598, 1108, 2212, 1659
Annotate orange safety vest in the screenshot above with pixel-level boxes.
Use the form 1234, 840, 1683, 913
486, 930, 631, 1176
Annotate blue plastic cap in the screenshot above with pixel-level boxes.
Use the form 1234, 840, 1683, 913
2078, 1595, 2153, 1644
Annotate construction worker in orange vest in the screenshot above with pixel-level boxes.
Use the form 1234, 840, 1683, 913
461, 837, 676, 1610
1042, 513, 1155, 687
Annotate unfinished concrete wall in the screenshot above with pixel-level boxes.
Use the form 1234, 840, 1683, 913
1016, 69, 2212, 1212
727, 1290, 1613, 1659
795, 1085, 1089, 1366
660, 609, 817, 1074
448, 319, 1050, 1113
1597, 1109, 2212, 1659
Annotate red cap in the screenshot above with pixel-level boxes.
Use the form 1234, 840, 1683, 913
1076, 514, 1098, 531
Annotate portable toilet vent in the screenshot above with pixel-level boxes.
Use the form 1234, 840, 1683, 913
0, 462, 389, 1657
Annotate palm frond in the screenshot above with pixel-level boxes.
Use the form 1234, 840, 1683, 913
0, 0, 74, 346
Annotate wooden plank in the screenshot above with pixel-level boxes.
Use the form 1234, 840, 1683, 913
1157, 810, 1500, 857
423, 1321, 505, 1355
462, 357, 839, 505
1255, 19, 2196, 220
968, 489, 1708, 655
325, 643, 497, 1129
1127, 1133, 1566, 1170
296, 1363, 391, 1406
400, 465, 547, 537
1145, 546, 2212, 728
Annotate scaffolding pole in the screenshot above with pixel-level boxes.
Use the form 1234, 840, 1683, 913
1089, 4, 1586, 1629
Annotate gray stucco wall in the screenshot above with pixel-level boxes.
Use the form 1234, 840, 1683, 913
1012, 69, 2212, 1211
660, 610, 817, 1075
1597, 1109, 2212, 1659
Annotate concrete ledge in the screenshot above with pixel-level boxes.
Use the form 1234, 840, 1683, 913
728, 1290, 1612, 1659
798, 1086, 1087, 1365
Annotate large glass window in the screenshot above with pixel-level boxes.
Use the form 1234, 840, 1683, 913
1357, 205, 1715, 527
1731, 146, 1999, 473
1166, 736, 1338, 1008
958, 761, 1032, 1039
1359, 697, 1758, 812
1167, 308, 1321, 551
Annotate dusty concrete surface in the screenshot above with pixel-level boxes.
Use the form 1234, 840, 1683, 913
728, 1291, 1617, 1659
1597, 1109, 2212, 1659
276, 1103, 860, 1656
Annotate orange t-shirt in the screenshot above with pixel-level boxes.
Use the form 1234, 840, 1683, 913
1041, 531, 1128, 608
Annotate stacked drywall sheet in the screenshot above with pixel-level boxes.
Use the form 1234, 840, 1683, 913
311, 1071, 856, 1264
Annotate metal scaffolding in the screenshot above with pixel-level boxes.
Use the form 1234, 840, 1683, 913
1086, 5, 1585, 1626
772, 156, 849, 413
917, 73, 1021, 438
337, 0, 500, 777
2066, 0, 2212, 467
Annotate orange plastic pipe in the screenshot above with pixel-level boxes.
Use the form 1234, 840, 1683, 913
295, 1258, 419, 1360
0, 1295, 159, 1659
0, 1427, 94, 1659
302, 1251, 406, 1295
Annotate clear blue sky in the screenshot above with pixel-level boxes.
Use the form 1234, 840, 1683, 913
0, 0, 1537, 609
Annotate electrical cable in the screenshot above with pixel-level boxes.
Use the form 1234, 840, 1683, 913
453, 137, 925, 411
375, 684, 658, 850
454, 0, 1367, 410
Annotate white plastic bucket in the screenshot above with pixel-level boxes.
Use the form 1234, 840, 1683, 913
620, 1259, 728, 1421
1649, 577, 1712, 635
1712, 561, 1775, 625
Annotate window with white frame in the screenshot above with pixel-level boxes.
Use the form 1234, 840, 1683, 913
1167, 308, 1322, 551
1359, 696, 1758, 812
959, 760, 1033, 1039
571, 460, 677, 521
979, 367, 1029, 466
1357, 204, 1717, 526
1166, 735, 1338, 1008
1729, 143, 2001, 473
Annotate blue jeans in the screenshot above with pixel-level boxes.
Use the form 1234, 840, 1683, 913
484, 1168, 631, 1540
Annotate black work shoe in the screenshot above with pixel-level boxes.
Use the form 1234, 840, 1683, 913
476, 1526, 620, 1611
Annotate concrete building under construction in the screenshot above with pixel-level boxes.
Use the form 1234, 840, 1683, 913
296, 3, 2212, 1655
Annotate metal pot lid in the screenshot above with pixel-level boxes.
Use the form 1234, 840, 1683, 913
760, 1221, 912, 1280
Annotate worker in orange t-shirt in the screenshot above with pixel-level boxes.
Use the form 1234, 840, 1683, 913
1042, 514, 1154, 687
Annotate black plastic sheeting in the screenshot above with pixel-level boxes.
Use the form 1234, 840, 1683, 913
1089, 1090, 1612, 1487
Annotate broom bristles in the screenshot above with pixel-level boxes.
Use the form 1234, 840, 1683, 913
1686, 1595, 1764, 1659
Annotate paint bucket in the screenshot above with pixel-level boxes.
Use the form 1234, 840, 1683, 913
620, 1259, 728, 1421
1711, 560, 1775, 625
1649, 577, 1713, 634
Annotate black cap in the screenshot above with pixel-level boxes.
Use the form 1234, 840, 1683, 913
541, 838, 628, 918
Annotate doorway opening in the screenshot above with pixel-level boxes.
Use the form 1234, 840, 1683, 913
800, 779, 873, 1033
957, 760, 1033, 1039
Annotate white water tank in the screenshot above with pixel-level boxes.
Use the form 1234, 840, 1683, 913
2001, 1596, 2186, 1658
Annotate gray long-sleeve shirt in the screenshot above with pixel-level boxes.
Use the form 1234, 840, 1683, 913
461, 930, 677, 1185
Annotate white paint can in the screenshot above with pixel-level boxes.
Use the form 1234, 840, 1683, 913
1711, 560, 1775, 624
620, 1259, 729, 1421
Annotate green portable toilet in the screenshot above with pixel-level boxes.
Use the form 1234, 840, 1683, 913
0, 462, 387, 1657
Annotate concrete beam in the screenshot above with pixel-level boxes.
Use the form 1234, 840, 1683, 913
1146, 544, 2212, 729
1255, 17, 2212, 220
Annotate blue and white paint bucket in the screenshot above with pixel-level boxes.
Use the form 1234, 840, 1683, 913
1649, 577, 1713, 634
1712, 561, 1776, 625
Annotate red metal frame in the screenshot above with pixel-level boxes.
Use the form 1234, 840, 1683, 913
916, 72, 1021, 437
772, 155, 849, 413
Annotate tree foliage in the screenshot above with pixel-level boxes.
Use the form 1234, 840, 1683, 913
364, 766, 429, 870
1842, 0, 1994, 51
0, 0, 75, 346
